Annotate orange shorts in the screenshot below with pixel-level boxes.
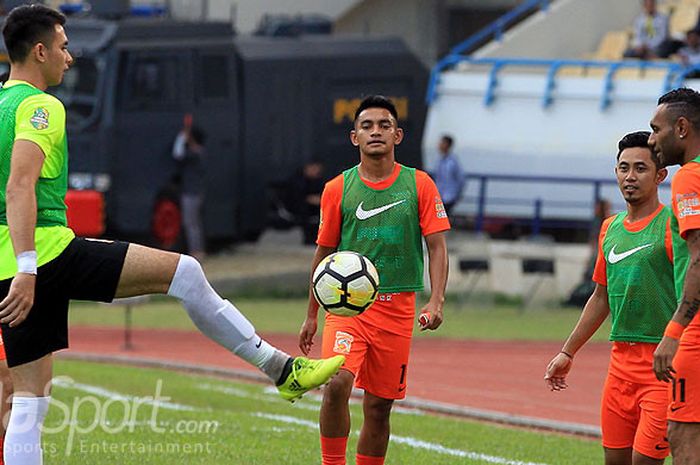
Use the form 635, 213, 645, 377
321, 294, 414, 400
668, 341, 700, 423
601, 373, 669, 459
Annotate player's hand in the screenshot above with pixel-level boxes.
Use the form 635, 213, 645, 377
418, 300, 443, 331
299, 317, 318, 355
653, 336, 679, 382
544, 352, 573, 391
0, 273, 36, 327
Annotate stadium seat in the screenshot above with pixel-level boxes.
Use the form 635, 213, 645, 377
670, 4, 698, 36
592, 31, 629, 61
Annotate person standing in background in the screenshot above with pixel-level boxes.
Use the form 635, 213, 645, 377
172, 114, 206, 261
624, 0, 670, 59
290, 160, 324, 245
432, 134, 465, 218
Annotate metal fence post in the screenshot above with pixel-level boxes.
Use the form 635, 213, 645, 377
475, 176, 487, 233
533, 199, 542, 236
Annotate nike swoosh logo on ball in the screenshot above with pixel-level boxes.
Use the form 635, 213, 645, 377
607, 243, 653, 264
355, 200, 406, 220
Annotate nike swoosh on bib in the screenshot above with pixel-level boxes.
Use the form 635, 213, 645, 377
607, 243, 653, 264
355, 199, 406, 220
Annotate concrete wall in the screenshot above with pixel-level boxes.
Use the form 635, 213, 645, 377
443, 233, 590, 304
334, 0, 441, 68
476, 0, 640, 59
191, 0, 359, 31
335, 0, 521, 68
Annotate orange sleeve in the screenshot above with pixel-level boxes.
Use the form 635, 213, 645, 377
592, 216, 614, 286
316, 175, 344, 248
672, 166, 700, 239
416, 170, 451, 236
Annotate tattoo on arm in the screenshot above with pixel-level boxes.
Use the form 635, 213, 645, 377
683, 298, 700, 321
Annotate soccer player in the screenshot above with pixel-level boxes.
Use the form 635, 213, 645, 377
650, 87, 700, 465
298, 95, 450, 465
545, 131, 685, 465
0, 5, 344, 464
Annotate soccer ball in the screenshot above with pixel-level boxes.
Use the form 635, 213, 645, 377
312, 251, 379, 316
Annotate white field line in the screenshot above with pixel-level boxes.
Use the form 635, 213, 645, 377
53, 378, 200, 411
259, 386, 423, 415
253, 413, 551, 465
197, 383, 320, 412
198, 383, 421, 415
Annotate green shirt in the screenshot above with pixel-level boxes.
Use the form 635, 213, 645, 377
601, 206, 678, 342
338, 165, 423, 292
0, 80, 74, 280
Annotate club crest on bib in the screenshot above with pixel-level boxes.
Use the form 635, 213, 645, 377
30, 107, 50, 130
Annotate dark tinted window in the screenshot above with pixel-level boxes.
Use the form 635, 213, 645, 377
122, 54, 181, 108
48, 56, 102, 127
200, 55, 229, 99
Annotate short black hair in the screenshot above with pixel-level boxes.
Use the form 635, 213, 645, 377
353, 95, 398, 122
657, 87, 700, 130
2, 4, 66, 63
617, 130, 661, 168
441, 134, 454, 148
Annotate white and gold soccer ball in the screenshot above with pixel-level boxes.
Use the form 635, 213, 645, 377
312, 251, 379, 316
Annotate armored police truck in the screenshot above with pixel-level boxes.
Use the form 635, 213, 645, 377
0, 13, 428, 248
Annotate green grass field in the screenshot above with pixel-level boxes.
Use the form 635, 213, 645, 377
69, 296, 612, 341
59, 297, 614, 464
43, 360, 602, 465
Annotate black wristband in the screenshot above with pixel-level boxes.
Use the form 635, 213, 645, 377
560, 350, 573, 359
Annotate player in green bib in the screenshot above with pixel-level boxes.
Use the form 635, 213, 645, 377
0, 5, 343, 463
299, 96, 450, 465
545, 131, 687, 465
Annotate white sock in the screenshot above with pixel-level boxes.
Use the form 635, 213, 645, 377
167, 255, 290, 381
4, 396, 50, 465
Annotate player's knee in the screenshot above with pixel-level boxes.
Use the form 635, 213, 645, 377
170, 254, 208, 299
0, 369, 13, 397
667, 420, 684, 447
323, 371, 353, 402
364, 397, 393, 422
180, 254, 205, 279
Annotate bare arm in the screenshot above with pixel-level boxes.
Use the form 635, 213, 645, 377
654, 228, 700, 381
299, 245, 336, 354
544, 283, 609, 391
419, 231, 448, 330
0, 140, 45, 326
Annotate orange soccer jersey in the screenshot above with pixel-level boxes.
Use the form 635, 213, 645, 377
668, 161, 700, 422
317, 163, 451, 249
671, 162, 700, 347
317, 163, 450, 335
317, 163, 449, 398
592, 205, 673, 289
590, 206, 674, 456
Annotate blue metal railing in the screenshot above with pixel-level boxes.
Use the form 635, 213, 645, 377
464, 173, 671, 236
426, 57, 692, 108
425, 0, 700, 107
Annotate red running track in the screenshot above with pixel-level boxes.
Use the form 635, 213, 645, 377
66, 327, 611, 429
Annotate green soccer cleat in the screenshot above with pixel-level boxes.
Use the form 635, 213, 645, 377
277, 355, 345, 402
